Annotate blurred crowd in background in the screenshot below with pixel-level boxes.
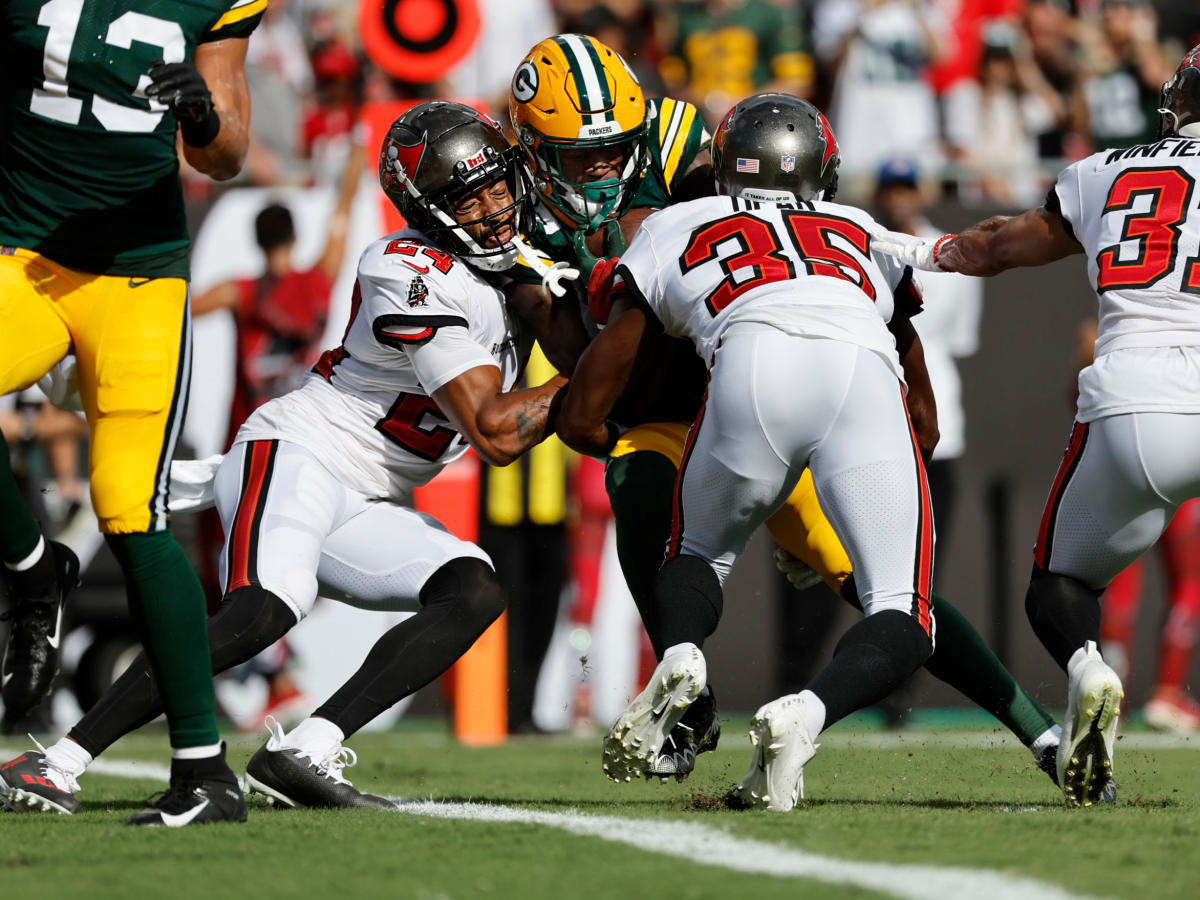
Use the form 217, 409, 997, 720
6, 0, 1200, 739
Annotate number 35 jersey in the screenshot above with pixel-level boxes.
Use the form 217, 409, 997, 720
615, 196, 921, 381
1050, 141, 1200, 420
235, 232, 529, 501
0, 0, 265, 278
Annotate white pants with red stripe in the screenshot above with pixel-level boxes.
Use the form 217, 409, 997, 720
214, 439, 491, 621
669, 326, 935, 635
1035, 412, 1200, 588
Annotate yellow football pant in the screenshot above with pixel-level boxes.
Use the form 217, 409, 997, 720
0, 248, 190, 534
611, 422, 852, 592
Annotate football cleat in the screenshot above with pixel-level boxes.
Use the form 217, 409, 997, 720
0, 741, 81, 815
244, 718, 395, 810
1034, 741, 1116, 803
647, 684, 721, 781
1, 541, 80, 716
127, 745, 246, 827
727, 693, 818, 812
1143, 686, 1200, 734
603, 647, 706, 784
1057, 641, 1123, 808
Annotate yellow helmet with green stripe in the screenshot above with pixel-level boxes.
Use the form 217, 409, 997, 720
509, 34, 650, 231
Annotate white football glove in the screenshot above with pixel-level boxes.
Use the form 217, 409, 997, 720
774, 547, 823, 592
869, 225, 956, 273
511, 236, 580, 298
167, 455, 223, 513
37, 357, 84, 411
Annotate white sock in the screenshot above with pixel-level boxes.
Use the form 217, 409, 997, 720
172, 742, 222, 761
5, 535, 45, 572
1030, 724, 1062, 757
44, 737, 92, 779
281, 716, 344, 758
662, 642, 699, 661
798, 690, 826, 737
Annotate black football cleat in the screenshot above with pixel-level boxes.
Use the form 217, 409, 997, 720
0, 746, 81, 814
1, 541, 81, 716
648, 684, 722, 782
1034, 741, 1116, 804
244, 719, 395, 810
126, 744, 246, 827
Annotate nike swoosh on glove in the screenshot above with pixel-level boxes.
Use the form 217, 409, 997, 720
587, 257, 621, 325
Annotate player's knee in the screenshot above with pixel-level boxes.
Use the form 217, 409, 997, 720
420, 557, 507, 626
210, 586, 300, 672
91, 464, 151, 534
860, 594, 934, 661
605, 451, 677, 514
1025, 565, 1102, 628
656, 554, 724, 620
270, 567, 318, 620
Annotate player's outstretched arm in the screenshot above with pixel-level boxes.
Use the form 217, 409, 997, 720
505, 282, 590, 374
433, 365, 569, 468
190, 280, 240, 317
161, 38, 252, 181
938, 207, 1081, 276
557, 296, 648, 457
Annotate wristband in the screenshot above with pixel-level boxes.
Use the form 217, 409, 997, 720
180, 109, 220, 149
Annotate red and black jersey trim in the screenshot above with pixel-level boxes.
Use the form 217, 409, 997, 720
1034, 421, 1090, 570
373, 314, 468, 349
900, 386, 935, 637
224, 440, 279, 594
892, 266, 924, 319
1044, 187, 1081, 246
612, 263, 660, 325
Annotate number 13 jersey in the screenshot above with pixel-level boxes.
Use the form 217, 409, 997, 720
1050, 140, 1200, 420
235, 232, 529, 501
614, 196, 922, 382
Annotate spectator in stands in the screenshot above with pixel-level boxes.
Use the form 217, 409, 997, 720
302, 38, 363, 186
1023, 0, 1084, 161
563, 5, 666, 96
943, 22, 1064, 206
659, 0, 813, 126
872, 158, 982, 551
244, 0, 315, 185
1072, 0, 1170, 151
813, 0, 948, 184
0, 395, 87, 531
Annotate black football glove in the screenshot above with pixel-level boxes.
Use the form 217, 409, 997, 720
146, 60, 220, 147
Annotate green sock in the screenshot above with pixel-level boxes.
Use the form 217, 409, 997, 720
0, 432, 44, 564
105, 531, 219, 749
924, 593, 1056, 747
605, 450, 679, 658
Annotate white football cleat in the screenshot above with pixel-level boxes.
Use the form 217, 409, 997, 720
1057, 641, 1123, 808
602, 648, 706, 783
728, 693, 818, 812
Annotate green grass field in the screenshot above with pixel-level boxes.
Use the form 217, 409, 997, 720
2, 718, 1197, 900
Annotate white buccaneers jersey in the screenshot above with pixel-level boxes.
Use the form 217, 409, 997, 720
1052, 141, 1200, 420
615, 196, 921, 381
235, 230, 528, 499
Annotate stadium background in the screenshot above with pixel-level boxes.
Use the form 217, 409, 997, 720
3, 0, 1199, 736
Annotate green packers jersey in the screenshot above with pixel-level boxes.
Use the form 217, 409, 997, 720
0, 0, 267, 278
509, 97, 711, 288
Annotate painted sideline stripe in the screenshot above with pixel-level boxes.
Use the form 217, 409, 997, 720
389, 799, 1095, 900
826, 731, 1198, 751
2, 746, 1093, 900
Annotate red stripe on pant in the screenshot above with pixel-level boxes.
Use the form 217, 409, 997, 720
900, 388, 935, 635
666, 378, 711, 562
226, 441, 275, 593
1034, 421, 1089, 570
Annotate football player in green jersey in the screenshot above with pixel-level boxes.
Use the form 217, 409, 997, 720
0, 0, 266, 825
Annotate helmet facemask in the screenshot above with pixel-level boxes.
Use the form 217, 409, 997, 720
523, 123, 650, 232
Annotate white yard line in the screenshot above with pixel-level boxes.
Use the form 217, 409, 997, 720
1, 745, 1103, 900
389, 799, 1095, 900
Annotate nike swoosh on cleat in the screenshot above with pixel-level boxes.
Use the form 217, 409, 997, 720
1, 673, 11, 688
46, 607, 64, 650
159, 799, 209, 827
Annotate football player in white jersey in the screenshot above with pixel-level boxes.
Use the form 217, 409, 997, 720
558, 94, 936, 811
0, 102, 576, 815
871, 45, 1200, 807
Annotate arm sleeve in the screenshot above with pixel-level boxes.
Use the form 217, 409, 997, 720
203, 0, 267, 42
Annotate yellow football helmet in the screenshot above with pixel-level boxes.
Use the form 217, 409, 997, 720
510, 34, 650, 231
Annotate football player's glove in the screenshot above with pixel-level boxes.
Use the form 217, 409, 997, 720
147, 61, 219, 147
587, 256, 621, 325
774, 547, 823, 592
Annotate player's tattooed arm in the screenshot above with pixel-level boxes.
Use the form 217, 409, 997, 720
179, 38, 252, 181
938, 206, 1081, 276
505, 282, 590, 373
433, 366, 569, 467
889, 313, 939, 462
557, 295, 650, 457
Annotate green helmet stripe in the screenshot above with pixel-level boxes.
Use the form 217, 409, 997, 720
580, 37, 614, 119
554, 34, 610, 125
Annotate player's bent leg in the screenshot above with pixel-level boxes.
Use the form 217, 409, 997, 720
245, 551, 505, 809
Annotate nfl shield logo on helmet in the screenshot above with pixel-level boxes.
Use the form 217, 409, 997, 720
781, 155, 796, 173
